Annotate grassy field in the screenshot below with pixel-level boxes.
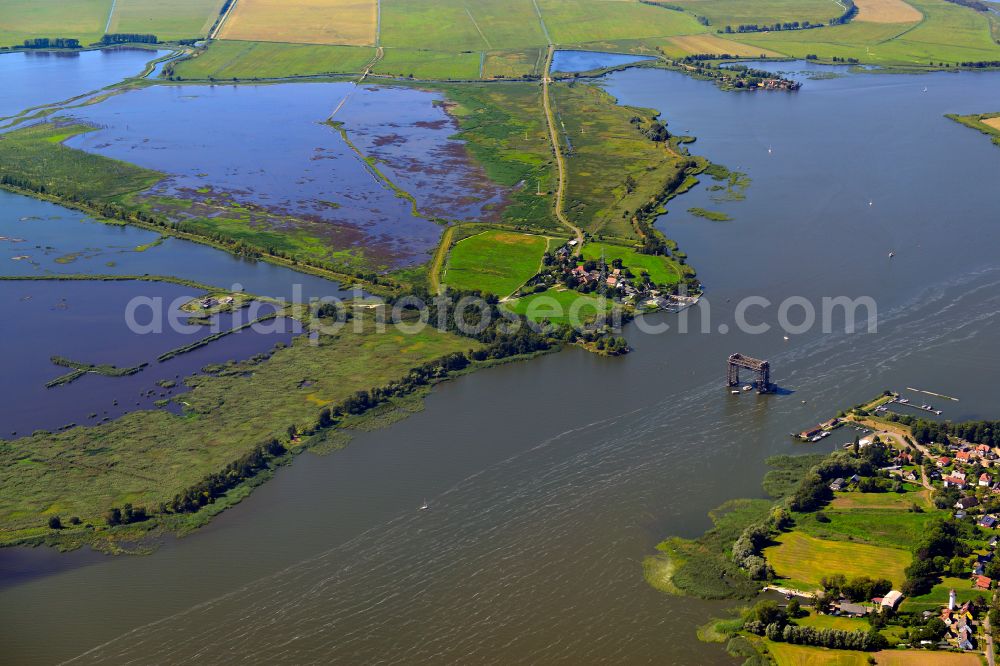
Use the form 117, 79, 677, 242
794, 507, 936, 550
737, 0, 1000, 65
433, 82, 557, 231
443, 229, 548, 297
381, 0, 548, 51
829, 489, 931, 510
0, 0, 111, 47
482, 48, 547, 79
659, 33, 781, 58
0, 122, 161, 200
373, 48, 483, 80
108, 0, 225, 40
581, 241, 682, 286
762, 641, 869, 666
900, 575, 986, 612
537, 0, 705, 44
763, 531, 911, 590
219, 0, 377, 46
796, 611, 870, 632
0, 316, 476, 545
764, 641, 984, 666
170, 40, 375, 79
551, 82, 697, 238
875, 651, 982, 665
669, 0, 846, 28
853, 0, 922, 23
504, 287, 611, 324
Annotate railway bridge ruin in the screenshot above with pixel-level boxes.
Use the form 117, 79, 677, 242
727, 353, 771, 393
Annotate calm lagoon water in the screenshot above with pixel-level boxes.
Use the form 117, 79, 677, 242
64, 83, 506, 267
0, 279, 298, 438
0, 47, 164, 119
5, 65, 1000, 664
0, 191, 354, 301
551, 49, 654, 73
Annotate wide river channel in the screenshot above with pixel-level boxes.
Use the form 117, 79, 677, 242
3, 62, 1000, 664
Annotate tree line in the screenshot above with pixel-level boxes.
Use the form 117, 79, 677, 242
22, 38, 80, 49
101, 34, 158, 45
743, 600, 886, 651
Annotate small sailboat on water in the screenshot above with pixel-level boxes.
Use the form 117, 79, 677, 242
420, 499, 429, 511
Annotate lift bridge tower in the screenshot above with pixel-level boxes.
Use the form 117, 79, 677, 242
727, 353, 771, 393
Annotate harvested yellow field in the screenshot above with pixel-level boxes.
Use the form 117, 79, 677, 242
983, 117, 1000, 131
764, 531, 910, 590
665, 33, 781, 58
219, 0, 377, 46
875, 650, 981, 666
853, 0, 922, 24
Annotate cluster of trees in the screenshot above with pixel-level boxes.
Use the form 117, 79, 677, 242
732, 506, 791, 579
819, 574, 892, 602
723, 21, 822, 33
902, 519, 974, 596
732, 521, 774, 580
959, 61, 1000, 68
163, 439, 286, 515
22, 38, 80, 49
47, 515, 82, 529
742, 601, 886, 650
638, 120, 670, 143
101, 34, 158, 45
337, 353, 471, 416
681, 53, 760, 62
105, 503, 149, 526
908, 418, 1000, 448
594, 336, 628, 355
787, 449, 885, 512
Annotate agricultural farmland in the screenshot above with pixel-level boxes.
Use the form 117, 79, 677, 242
852, 0, 923, 23
443, 230, 549, 297
169, 40, 376, 79
380, 0, 548, 51
669, 0, 849, 27
107, 0, 227, 40
736, 0, 1000, 65
763, 530, 912, 591
0, 0, 111, 47
219, 0, 378, 46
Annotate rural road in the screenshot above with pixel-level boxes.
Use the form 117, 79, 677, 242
986, 613, 995, 666
104, 0, 118, 33
210, 0, 239, 39
541, 45, 584, 254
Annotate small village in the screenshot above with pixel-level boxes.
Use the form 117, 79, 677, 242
775, 391, 1000, 657
526, 240, 700, 314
